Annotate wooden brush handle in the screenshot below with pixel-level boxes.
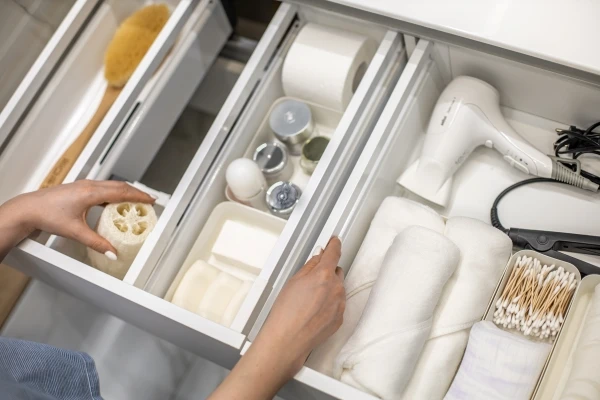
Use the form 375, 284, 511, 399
40, 85, 122, 189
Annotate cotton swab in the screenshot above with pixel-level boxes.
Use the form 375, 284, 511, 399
493, 256, 577, 341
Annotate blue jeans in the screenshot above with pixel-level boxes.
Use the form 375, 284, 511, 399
0, 338, 103, 400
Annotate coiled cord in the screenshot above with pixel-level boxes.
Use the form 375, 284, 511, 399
555, 122, 600, 185
492, 122, 600, 234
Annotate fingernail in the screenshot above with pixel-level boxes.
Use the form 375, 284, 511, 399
313, 246, 323, 257
105, 251, 117, 261
149, 194, 158, 200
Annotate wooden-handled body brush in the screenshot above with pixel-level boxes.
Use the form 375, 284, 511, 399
0, 4, 170, 329
40, 3, 170, 188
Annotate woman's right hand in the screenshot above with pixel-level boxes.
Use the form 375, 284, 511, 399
208, 237, 345, 400
254, 237, 346, 376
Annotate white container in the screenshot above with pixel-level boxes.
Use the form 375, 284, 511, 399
533, 274, 600, 399
165, 202, 285, 285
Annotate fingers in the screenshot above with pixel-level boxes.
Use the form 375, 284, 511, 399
335, 266, 344, 280
318, 237, 342, 271
89, 181, 156, 206
73, 224, 117, 259
302, 246, 324, 272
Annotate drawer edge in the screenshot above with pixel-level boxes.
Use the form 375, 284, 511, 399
0, 0, 101, 151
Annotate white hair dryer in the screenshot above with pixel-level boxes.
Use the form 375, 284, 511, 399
398, 76, 598, 206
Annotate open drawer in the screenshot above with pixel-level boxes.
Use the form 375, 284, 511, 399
0, 0, 230, 205
5, 3, 406, 369
249, 39, 600, 399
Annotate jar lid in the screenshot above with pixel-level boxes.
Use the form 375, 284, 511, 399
269, 99, 313, 145
253, 142, 288, 176
266, 181, 302, 216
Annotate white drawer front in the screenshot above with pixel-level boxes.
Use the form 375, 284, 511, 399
255, 38, 600, 399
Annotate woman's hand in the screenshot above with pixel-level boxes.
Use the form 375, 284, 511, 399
254, 236, 345, 375
208, 237, 345, 400
0, 180, 155, 261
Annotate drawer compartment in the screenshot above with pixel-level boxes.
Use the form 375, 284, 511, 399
7, 3, 406, 368
0, 0, 220, 206
252, 39, 600, 399
138, 4, 405, 335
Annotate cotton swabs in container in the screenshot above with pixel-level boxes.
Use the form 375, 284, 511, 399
493, 255, 578, 340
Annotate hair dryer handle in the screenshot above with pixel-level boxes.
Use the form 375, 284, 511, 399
486, 108, 553, 178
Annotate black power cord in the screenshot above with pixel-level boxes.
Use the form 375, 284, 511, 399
492, 121, 600, 233
554, 122, 600, 185
490, 178, 567, 233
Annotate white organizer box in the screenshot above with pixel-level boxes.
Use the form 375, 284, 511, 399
251, 39, 600, 399
2, 0, 406, 371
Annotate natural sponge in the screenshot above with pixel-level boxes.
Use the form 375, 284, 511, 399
88, 202, 157, 279
104, 4, 170, 87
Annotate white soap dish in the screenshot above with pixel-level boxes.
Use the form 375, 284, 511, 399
165, 202, 285, 326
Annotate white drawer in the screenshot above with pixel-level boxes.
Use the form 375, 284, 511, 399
4, 2, 407, 369
0, 0, 229, 204
250, 39, 600, 399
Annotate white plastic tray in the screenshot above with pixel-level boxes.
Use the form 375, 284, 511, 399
533, 274, 600, 399
482, 249, 581, 399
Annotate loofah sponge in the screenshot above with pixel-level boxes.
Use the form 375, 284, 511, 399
87, 202, 157, 279
104, 4, 170, 87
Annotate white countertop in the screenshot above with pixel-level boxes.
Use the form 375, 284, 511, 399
325, 0, 599, 77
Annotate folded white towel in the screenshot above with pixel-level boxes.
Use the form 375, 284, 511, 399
334, 226, 460, 399
306, 197, 445, 376
561, 284, 600, 400
445, 321, 551, 400
402, 217, 512, 400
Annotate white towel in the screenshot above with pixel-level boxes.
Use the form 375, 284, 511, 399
306, 197, 445, 376
334, 226, 460, 399
445, 321, 551, 400
561, 284, 600, 400
402, 217, 513, 400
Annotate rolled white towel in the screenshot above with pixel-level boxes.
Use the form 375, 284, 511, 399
334, 226, 460, 399
561, 284, 600, 400
306, 197, 445, 376
402, 217, 512, 400
445, 321, 551, 400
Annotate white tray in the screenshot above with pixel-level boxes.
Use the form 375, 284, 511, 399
533, 274, 600, 399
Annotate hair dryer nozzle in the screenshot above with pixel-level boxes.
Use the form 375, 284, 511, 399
397, 159, 453, 206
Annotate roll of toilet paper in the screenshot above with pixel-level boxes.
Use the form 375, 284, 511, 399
282, 23, 376, 112
172, 261, 220, 313
88, 202, 157, 279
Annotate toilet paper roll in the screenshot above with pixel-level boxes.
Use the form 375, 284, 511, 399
197, 271, 243, 323
282, 23, 376, 112
88, 202, 157, 279
172, 261, 220, 313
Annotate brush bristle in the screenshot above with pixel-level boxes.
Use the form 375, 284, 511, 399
104, 4, 170, 87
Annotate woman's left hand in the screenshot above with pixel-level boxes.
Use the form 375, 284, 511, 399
0, 180, 155, 260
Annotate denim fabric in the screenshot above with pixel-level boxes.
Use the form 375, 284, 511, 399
0, 338, 103, 400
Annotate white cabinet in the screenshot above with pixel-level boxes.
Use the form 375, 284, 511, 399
1, 0, 406, 370
252, 38, 600, 399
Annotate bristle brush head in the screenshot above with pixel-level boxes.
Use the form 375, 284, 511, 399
104, 4, 170, 87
